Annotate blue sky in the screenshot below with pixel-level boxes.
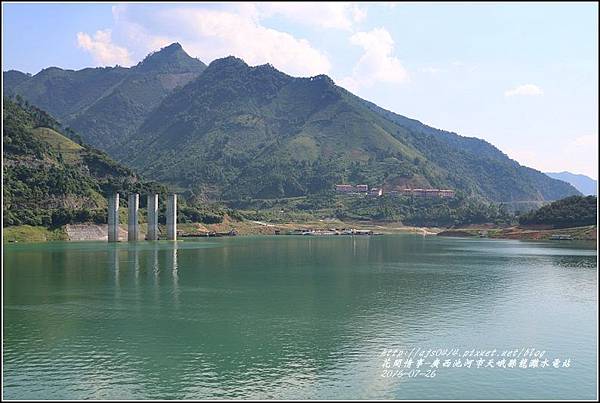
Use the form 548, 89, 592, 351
3, 2, 598, 178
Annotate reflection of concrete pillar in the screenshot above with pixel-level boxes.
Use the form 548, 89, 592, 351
130, 244, 139, 283
166, 194, 177, 241
153, 246, 159, 275
146, 194, 159, 240
109, 246, 120, 289
170, 241, 179, 305
128, 193, 139, 241
108, 193, 119, 242
109, 246, 119, 272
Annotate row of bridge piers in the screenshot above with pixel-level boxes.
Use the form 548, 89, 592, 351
107, 193, 177, 242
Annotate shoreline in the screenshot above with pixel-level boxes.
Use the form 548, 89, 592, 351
2, 220, 443, 243
3, 220, 597, 244
437, 225, 597, 242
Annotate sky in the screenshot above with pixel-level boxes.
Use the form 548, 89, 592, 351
2, 2, 598, 179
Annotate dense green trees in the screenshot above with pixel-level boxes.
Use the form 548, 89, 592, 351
334, 194, 513, 227
227, 192, 514, 228
2, 98, 167, 228
518, 196, 597, 228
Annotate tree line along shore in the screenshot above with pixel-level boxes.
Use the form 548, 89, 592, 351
4, 217, 597, 244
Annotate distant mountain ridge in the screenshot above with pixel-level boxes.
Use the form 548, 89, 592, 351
3, 43, 206, 150
546, 172, 597, 195
4, 43, 580, 205
114, 54, 578, 203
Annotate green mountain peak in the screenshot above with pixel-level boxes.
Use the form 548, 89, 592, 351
134, 42, 206, 73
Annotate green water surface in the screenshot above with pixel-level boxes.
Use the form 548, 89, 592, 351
3, 235, 597, 399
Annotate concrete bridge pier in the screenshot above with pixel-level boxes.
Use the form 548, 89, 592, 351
146, 194, 159, 240
166, 194, 177, 241
108, 193, 120, 242
128, 193, 139, 241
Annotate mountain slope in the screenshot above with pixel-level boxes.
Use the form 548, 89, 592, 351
116, 56, 579, 204
519, 195, 597, 228
4, 46, 580, 205
2, 98, 165, 227
546, 172, 597, 195
3, 70, 31, 96
357, 98, 580, 203
3, 43, 206, 151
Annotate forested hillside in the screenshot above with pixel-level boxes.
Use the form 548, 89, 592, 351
2, 98, 165, 227
4, 43, 206, 150
4, 44, 580, 206
518, 195, 597, 228
117, 55, 579, 204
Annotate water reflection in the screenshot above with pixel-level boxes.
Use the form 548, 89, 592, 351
108, 242, 182, 306
108, 246, 120, 290
130, 243, 140, 284
170, 241, 179, 306
3, 236, 597, 400
150, 245, 159, 295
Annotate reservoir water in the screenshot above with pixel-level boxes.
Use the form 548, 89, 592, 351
3, 235, 597, 399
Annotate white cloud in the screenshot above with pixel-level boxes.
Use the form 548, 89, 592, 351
98, 5, 331, 77
76, 29, 132, 66
163, 7, 332, 76
338, 27, 409, 91
257, 3, 367, 30
504, 84, 544, 97
111, 5, 173, 54
351, 5, 368, 23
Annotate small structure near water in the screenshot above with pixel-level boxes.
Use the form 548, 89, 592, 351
108, 193, 177, 242
549, 234, 573, 240
335, 184, 454, 198
146, 193, 159, 241
128, 193, 139, 241
108, 194, 120, 242
295, 228, 378, 236
166, 194, 177, 241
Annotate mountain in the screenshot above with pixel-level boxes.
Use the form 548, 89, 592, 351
519, 195, 597, 228
546, 172, 597, 195
115, 55, 579, 204
2, 98, 165, 227
3, 43, 206, 151
3, 70, 31, 96
4, 44, 580, 205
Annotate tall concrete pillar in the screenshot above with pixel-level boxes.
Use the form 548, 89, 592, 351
128, 193, 139, 241
166, 194, 177, 241
146, 194, 159, 240
108, 193, 119, 242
